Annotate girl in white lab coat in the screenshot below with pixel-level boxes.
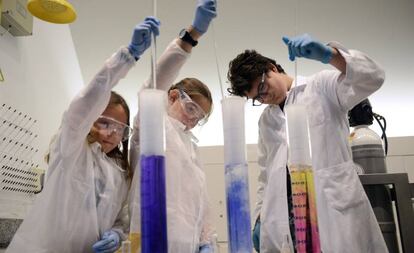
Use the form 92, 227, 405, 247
129, 57, 217, 253
6, 17, 160, 253
127, 1, 218, 253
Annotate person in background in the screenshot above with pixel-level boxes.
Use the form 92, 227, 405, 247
6, 17, 160, 253
128, 0, 218, 252
227, 33, 388, 253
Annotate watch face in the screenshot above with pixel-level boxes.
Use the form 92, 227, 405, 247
179, 29, 186, 38
178, 29, 197, 46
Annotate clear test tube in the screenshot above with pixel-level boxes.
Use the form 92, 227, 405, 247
221, 97, 252, 253
139, 89, 167, 253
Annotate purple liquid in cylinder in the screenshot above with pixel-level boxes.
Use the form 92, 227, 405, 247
140, 155, 168, 253
225, 163, 253, 253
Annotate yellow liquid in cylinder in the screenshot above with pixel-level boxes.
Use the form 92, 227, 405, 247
114, 233, 141, 253
129, 232, 141, 253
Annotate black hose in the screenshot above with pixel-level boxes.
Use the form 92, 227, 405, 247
373, 113, 388, 155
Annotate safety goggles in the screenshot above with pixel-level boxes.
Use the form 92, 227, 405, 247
94, 116, 132, 141
252, 72, 267, 106
178, 89, 208, 126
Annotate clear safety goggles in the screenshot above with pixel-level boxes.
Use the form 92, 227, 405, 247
252, 72, 268, 106
178, 89, 208, 126
94, 115, 133, 141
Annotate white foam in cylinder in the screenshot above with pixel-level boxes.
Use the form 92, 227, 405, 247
221, 97, 246, 165
285, 104, 312, 165
139, 89, 166, 156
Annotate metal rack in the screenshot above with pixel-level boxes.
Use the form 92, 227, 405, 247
359, 173, 414, 253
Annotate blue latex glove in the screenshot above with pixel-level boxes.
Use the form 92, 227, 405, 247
199, 243, 214, 253
128, 16, 161, 60
92, 230, 120, 253
192, 0, 217, 34
282, 34, 333, 64
252, 218, 260, 253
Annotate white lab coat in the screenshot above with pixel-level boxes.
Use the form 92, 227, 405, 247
6, 47, 134, 253
128, 40, 215, 253
255, 43, 388, 253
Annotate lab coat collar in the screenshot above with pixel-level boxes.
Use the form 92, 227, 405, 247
169, 116, 186, 131
168, 116, 199, 143
90, 141, 126, 172
290, 76, 307, 90
286, 76, 308, 105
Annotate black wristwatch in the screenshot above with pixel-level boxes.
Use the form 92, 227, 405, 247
179, 29, 198, 47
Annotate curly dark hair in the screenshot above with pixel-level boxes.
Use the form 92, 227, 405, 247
227, 50, 285, 97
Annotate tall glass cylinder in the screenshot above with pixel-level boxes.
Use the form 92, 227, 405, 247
285, 104, 320, 253
221, 97, 252, 253
139, 89, 167, 253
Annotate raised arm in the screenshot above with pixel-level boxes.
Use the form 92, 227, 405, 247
282, 33, 346, 73
141, 0, 217, 91
59, 17, 159, 158
179, 0, 217, 53
282, 33, 384, 110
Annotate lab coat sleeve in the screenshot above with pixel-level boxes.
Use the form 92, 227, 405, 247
60, 47, 136, 158
130, 38, 191, 170
317, 42, 385, 111
199, 190, 217, 246
140, 39, 191, 91
111, 202, 130, 241
254, 127, 268, 220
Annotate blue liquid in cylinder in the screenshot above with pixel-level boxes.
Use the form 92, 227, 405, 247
140, 155, 168, 253
225, 163, 253, 253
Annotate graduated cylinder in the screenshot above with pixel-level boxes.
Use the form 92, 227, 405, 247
221, 97, 253, 253
139, 89, 168, 253
285, 104, 321, 253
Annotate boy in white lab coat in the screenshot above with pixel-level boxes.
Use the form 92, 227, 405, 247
227, 34, 388, 253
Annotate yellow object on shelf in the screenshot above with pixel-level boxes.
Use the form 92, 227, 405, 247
27, 0, 76, 24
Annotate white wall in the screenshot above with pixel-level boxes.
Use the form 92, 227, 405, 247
0, 19, 83, 218
69, 0, 414, 147
386, 137, 414, 182
200, 137, 414, 252
199, 144, 260, 242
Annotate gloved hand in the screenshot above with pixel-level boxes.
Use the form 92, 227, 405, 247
252, 218, 261, 253
192, 0, 217, 34
128, 16, 161, 60
92, 230, 121, 253
199, 243, 214, 253
282, 33, 333, 64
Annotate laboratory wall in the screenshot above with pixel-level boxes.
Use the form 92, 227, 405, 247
200, 136, 414, 252
69, 0, 414, 147
0, 19, 83, 248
